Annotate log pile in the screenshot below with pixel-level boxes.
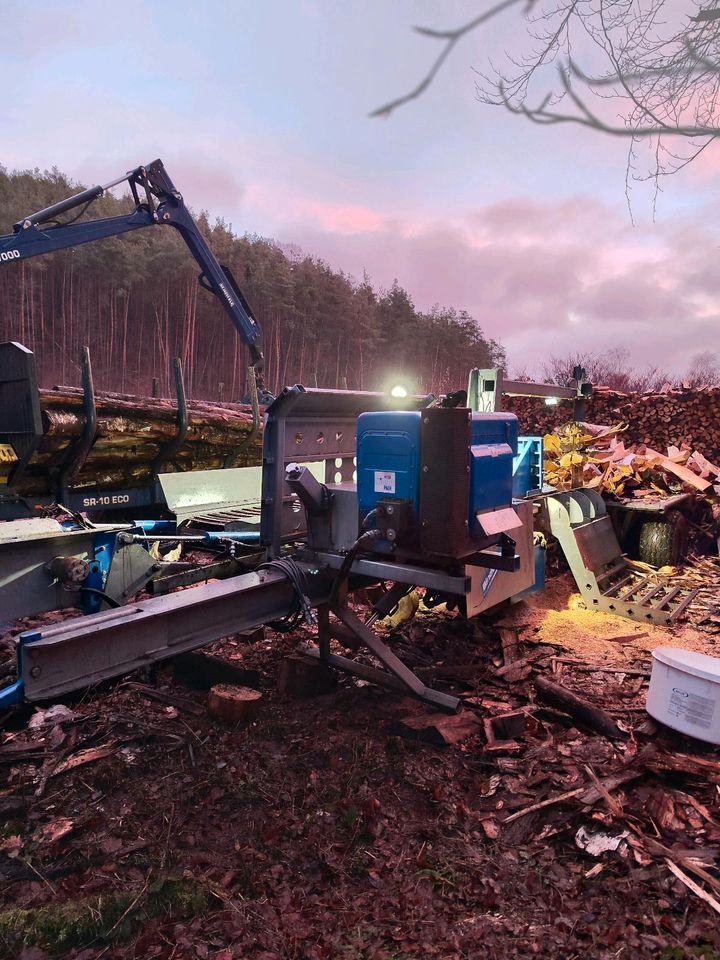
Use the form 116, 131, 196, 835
0, 387, 262, 495
506, 384, 720, 463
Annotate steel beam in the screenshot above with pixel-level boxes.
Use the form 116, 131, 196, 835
12, 566, 332, 702
309, 551, 470, 595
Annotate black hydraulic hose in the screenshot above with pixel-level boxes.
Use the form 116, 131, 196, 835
79, 586, 121, 609
258, 557, 317, 632
330, 527, 383, 607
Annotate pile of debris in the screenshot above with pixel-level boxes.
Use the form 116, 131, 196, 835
543, 421, 720, 503
0, 387, 262, 495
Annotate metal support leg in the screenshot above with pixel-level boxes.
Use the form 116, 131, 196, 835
317, 604, 331, 662
151, 357, 188, 480
330, 604, 460, 713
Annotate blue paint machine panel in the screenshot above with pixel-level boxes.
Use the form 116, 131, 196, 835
470, 412, 518, 515
356, 411, 422, 516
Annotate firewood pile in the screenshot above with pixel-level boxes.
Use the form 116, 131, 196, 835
543, 421, 720, 504
0, 387, 262, 495
507, 383, 720, 463
650, 555, 720, 632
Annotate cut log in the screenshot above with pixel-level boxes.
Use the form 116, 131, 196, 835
533, 676, 628, 739
0, 386, 263, 495
207, 684, 262, 724
505, 385, 720, 472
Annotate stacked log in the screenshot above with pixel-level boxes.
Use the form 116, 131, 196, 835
0, 387, 262, 495
506, 385, 720, 462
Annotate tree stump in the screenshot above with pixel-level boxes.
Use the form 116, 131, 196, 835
277, 655, 336, 700
207, 684, 262, 724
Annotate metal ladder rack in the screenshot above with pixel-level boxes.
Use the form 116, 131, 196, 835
543, 488, 698, 626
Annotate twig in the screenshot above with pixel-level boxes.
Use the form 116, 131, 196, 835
370, 0, 528, 117
584, 763, 623, 818
20, 857, 57, 897
665, 859, 720, 916
503, 785, 586, 822
104, 878, 150, 937
161, 802, 175, 870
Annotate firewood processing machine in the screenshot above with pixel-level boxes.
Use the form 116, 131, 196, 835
0, 161, 699, 709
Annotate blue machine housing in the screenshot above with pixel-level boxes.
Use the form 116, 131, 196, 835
357, 408, 519, 549
512, 436, 544, 498
357, 411, 422, 518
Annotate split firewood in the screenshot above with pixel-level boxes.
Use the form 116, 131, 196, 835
665, 860, 720, 916
276, 655, 336, 700
391, 710, 483, 746
495, 649, 549, 679
498, 626, 523, 665
508, 384, 720, 473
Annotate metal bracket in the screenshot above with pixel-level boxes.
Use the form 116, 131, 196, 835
224, 363, 261, 468
0, 342, 43, 490
151, 357, 188, 481
58, 345, 97, 502
468, 366, 592, 419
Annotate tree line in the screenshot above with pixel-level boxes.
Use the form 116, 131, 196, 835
535, 347, 720, 394
0, 166, 505, 401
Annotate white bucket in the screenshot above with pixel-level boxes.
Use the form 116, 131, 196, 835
647, 646, 720, 745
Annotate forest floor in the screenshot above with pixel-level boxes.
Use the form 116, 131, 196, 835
1, 573, 720, 960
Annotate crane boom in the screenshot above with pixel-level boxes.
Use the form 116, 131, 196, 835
0, 159, 264, 381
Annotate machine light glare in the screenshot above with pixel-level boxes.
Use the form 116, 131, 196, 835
544, 396, 559, 406
390, 385, 408, 398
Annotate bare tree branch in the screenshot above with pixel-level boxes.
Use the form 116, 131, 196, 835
369, 0, 530, 118
373, 1, 720, 183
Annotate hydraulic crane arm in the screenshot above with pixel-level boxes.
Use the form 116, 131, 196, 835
0, 159, 264, 380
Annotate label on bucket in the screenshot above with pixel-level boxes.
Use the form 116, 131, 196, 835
668, 687, 715, 730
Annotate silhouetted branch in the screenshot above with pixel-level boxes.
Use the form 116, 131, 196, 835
374, 1, 720, 180
369, 0, 530, 118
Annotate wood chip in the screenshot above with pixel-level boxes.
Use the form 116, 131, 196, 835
665, 859, 720, 916
51, 743, 117, 776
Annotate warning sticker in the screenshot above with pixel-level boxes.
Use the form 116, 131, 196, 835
0, 444, 17, 463
480, 567, 498, 596
668, 687, 715, 729
374, 471, 396, 494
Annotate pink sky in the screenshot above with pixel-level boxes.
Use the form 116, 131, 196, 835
2, 0, 716, 378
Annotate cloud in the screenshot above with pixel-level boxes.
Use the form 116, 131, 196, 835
256, 193, 720, 377
245, 185, 386, 234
